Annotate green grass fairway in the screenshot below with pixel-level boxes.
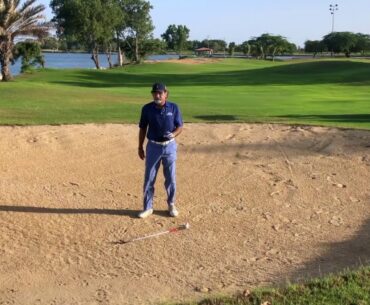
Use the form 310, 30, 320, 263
0, 58, 369, 128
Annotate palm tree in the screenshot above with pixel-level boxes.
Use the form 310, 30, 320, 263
0, 0, 49, 81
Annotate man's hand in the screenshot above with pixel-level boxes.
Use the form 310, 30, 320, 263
138, 147, 145, 160
165, 132, 174, 139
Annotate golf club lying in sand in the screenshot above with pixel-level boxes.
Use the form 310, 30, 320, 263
114, 222, 190, 244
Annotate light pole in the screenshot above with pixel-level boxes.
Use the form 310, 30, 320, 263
329, 4, 339, 33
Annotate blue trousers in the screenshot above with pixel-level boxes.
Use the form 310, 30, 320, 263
143, 141, 177, 210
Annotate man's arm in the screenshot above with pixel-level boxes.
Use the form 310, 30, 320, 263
172, 126, 183, 138
172, 104, 183, 138
138, 126, 147, 160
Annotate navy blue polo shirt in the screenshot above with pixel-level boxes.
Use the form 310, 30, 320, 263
139, 101, 183, 142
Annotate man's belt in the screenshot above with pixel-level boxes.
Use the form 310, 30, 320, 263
149, 138, 175, 146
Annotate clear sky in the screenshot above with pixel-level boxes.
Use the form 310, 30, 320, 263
40, 0, 370, 47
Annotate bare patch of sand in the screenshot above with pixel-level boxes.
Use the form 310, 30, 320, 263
0, 123, 369, 305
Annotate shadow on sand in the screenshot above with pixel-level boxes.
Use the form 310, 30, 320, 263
0, 205, 139, 218
287, 218, 370, 283
180, 127, 369, 158
0, 205, 173, 219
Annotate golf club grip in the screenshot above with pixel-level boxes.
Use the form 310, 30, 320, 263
169, 225, 187, 233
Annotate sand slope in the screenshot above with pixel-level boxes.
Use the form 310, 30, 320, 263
0, 123, 369, 305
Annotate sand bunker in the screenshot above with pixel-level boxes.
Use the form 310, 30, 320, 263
0, 123, 369, 305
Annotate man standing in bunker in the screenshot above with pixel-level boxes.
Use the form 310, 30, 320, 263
137, 83, 183, 218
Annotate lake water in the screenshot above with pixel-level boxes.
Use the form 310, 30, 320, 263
10, 53, 179, 76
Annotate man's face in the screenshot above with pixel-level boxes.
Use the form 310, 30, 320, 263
152, 90, 167, 103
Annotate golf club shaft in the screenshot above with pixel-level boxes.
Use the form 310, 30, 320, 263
131, 230, 170, 242
126, 223, 189, 243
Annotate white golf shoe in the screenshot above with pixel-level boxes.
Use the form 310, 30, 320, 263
169, 205, 179, 217
138, 208, 153, 219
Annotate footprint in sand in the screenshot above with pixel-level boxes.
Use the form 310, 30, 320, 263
361, 156, 370, 166
126, 192, 138, 198
226, 134, 236, 140
96, 287, 109, 305
235, 151, 254, 160
27, 137, 38, 143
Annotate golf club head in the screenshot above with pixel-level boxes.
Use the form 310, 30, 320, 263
180, 222, 190, 230
112, 239, 130, 245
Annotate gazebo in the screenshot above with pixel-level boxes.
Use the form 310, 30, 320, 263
194, 47, 213, 56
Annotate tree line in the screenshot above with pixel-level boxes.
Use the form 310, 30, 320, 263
305, 32, 370, 57
1, 0, 159, 81
1, 0, 370, 81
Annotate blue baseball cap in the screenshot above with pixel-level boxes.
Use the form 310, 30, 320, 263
151, 83, 167, 93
